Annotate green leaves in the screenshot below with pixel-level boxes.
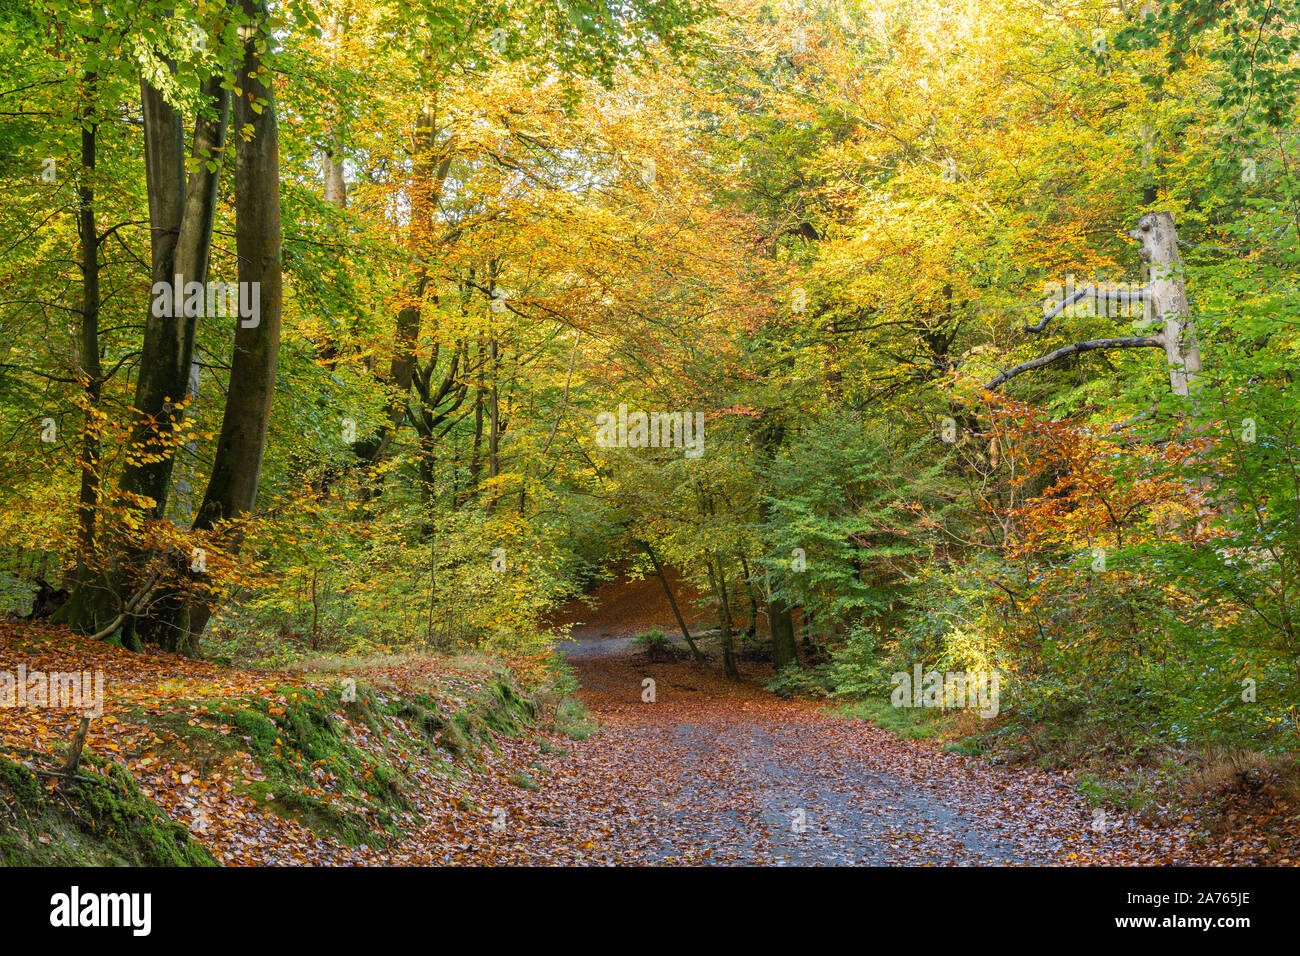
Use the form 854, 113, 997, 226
1117, 0, 1300, 126
762, 413, 960, 629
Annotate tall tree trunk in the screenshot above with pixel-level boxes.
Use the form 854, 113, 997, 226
174, 0, 283, 652
72, 70, 101, 574
120, 73, 188, 519
737, 551, 759, 638
324, 128, 347, 206
59, 52, 230, 637
637, 538, 704, 664
353, 93, 455, 475
765, 550, 799, 669
323, 2, 350, 206
470, 325, 486, 494
409, 345, 467, 512
169, 72, 230, 524
1128, 211, 1201, 397
486, 302, 501, 511
706, 558, 741, 680
753, 410, 799, 669
385, 94, 440, 448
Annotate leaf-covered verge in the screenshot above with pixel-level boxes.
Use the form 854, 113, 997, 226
0, 622, 593, 865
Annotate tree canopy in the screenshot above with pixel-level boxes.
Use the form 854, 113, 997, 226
5, 0, 1300, 763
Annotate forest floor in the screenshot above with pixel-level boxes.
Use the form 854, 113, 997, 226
2, 575, 1297, 864
534, 572, 1297, 865
540, 633, 1280, 864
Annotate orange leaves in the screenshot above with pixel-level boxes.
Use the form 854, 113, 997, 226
980, 393, 1208, 559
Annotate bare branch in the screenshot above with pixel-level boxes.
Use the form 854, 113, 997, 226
984, 336, 1164, 390
1025, 284, 1149, 333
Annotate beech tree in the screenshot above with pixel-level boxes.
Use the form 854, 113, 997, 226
55, 2, 237, 638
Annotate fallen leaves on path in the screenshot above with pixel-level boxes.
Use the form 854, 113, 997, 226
536, 653, 1296, 865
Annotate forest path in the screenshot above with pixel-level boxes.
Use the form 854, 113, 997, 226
537, 632, 1201, 865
